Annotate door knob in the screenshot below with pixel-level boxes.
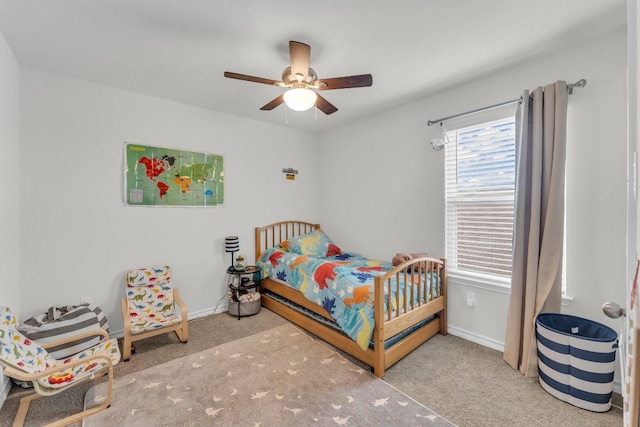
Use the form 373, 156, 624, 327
602, 301, 626, 319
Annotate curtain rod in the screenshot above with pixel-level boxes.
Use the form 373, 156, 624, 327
426, 79, 586, 126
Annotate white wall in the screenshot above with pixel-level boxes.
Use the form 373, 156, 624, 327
319, 29, 628, 351
0, 28, 20, 411
0, 30, 20, 314
18, 68, 320, 334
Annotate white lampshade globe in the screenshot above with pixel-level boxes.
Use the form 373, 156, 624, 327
283, 88, 317, 111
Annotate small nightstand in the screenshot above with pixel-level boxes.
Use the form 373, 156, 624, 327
227, 266, 261, 319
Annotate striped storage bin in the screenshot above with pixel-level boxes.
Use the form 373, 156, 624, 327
17, 304, 109, 360
535, 313, 618, 412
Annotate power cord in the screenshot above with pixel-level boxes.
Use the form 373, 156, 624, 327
212, 292, 230, 315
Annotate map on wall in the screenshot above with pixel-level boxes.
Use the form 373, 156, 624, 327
124, 142, 224, 207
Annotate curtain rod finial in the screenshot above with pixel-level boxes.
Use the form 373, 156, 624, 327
568, 78, 586, 94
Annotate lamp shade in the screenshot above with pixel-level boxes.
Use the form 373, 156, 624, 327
225, 236, 239, 253
283, 88, 317, 111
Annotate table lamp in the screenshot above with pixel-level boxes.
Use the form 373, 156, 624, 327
225, 236, 239, 268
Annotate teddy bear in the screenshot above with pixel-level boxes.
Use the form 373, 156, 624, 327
392, 252, 434, 270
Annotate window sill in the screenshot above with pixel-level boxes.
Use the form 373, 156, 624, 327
448, 272, 511, 294
448, 272, 574, 305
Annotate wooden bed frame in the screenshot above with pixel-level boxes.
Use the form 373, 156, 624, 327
254, 220, 447, 378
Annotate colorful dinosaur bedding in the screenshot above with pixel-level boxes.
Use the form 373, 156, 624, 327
256, 233, 439, 351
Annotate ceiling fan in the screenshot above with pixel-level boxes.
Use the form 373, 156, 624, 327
224, 41, 373, 115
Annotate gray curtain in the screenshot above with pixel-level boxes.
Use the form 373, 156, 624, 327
503, 81, 568, 377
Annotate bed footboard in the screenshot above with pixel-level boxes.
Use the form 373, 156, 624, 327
374, 257, 447, 338
371, 256, 447, 376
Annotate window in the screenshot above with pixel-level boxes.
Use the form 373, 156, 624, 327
444, 116, 516, 286
443, 108, 568, 296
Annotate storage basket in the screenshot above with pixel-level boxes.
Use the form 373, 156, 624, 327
535, 313, 618, 412
18, 303, 109, 360
228, 298, 261, 317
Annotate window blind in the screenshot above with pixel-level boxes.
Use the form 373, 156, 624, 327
444, 116, 516, 281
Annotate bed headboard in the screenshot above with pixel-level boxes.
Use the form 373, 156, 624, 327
254, 220, 320, 261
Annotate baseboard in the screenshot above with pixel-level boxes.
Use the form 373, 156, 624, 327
447, 325, 505, 352
0, 370, 11, 413
110, 304, 229, 339
447, 325, 622, 395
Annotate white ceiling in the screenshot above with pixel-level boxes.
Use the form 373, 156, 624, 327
0, 0, 628, 133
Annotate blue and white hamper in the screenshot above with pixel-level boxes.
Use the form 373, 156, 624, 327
535, 313, 618, 412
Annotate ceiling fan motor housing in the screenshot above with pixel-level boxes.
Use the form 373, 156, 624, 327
282, 66, 318, 88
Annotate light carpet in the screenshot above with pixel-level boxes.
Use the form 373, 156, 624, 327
82, 323, 455, 426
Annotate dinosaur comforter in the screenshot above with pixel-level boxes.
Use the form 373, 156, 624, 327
256, 236, 439, 351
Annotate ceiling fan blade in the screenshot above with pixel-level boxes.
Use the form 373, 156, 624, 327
289, 41, 311, 79
315, 93, 338, 115
260, 94, 285, 111
317, 74, 373, 90
224, 71, 283, 86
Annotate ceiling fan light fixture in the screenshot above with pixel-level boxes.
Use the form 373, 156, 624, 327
283, 88, 317, 111
224, 41, 372, 115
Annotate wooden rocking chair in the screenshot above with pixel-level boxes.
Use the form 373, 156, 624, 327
0, 306, 120, 426
121, 265, 188, 361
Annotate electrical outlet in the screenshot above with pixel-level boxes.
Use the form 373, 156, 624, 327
466, 291, 475, 307
80, 296, 93, 305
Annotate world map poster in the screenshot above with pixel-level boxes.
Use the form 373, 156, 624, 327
124, 143, 224, 207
